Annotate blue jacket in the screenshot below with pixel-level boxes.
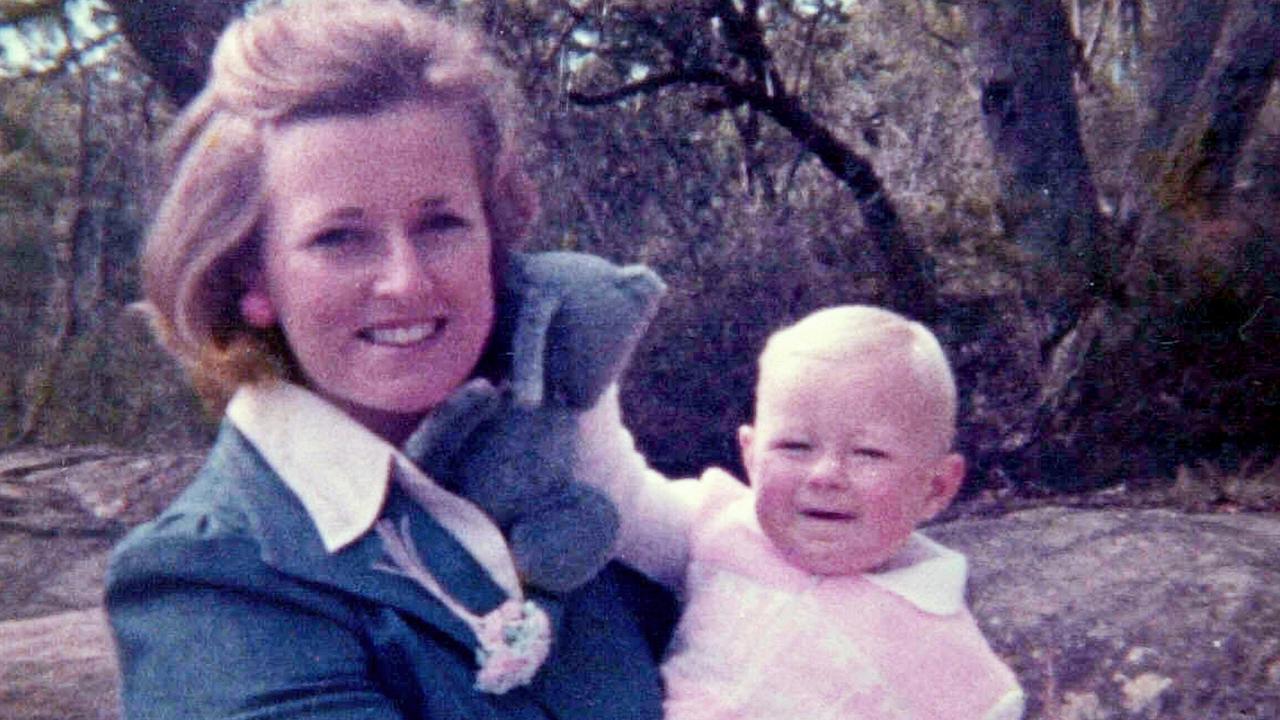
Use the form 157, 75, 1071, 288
106, 252, 675, 719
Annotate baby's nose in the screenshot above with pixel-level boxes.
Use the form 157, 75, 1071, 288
806, 454, 849, 488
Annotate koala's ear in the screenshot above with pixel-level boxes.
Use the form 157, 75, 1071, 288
508, 286, 559, 408
401, 378, 501, 471
541, 263, 666, 409
507, 253, 666, 410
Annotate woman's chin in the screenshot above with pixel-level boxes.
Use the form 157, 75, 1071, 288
318, 384, 456, 442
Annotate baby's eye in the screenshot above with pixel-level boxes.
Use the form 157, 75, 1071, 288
850, 447, 890, 460
773, 439, 813, 453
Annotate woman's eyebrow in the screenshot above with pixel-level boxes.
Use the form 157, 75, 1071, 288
312, 206, 365, 223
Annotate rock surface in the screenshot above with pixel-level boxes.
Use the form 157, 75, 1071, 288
1, 447, 199, 720
0, 608, 118, 720
1, 447, 1278, 720
931, 506, 1280, 720
0, 446, 202, 622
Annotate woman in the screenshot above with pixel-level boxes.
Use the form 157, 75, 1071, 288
106, 1, 689, 717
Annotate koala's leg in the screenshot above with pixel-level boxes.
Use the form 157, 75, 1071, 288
509, 487, 620, 594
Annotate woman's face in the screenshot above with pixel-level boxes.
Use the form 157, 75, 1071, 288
242, 101, 495, 441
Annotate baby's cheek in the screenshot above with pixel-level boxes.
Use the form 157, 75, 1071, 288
861, 485, 918, 530
757, 462, 806, 496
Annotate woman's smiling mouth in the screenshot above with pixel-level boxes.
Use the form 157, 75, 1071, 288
359, 319, 445, 347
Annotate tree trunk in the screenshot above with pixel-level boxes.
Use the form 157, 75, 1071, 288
9, 70, 94, 447
963, 0, 1120, 473
1137, 0, 1231, 158
966, 0, 1108, 300
11, 197, 82, 446
1119, 0, 1279, 293
104, 0, 245, 106
1152, 0, 1280, 217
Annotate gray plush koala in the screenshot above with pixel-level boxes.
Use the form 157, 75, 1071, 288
402, 252, 666, 594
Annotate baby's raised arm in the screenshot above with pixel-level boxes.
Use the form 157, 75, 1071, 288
575, 384, 703, 589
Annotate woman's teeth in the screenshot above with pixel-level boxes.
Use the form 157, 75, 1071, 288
361, 320, 441, 346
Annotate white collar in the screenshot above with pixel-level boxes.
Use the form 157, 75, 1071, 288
227, 381, 392, 553
228, 380, 525, 600
862, 532, 968, 615
708, 468, 970, 615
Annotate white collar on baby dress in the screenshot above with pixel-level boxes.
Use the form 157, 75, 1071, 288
703, 467, 971, 616
862, 532, 969, 616
226, 381, 519, 595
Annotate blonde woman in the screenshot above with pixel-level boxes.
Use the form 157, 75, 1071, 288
107, 1, 687, 717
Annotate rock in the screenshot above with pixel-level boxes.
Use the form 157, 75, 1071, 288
1, 447, 198, 720
3, 445, 1278, 720
0, 446, 203, 532
0, 446, 201, 621
930, 506, 1280, 720
0, 608, 118, 720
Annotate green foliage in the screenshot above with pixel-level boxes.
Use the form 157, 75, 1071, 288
38, 306, 215, 449
1, 42, 185, 448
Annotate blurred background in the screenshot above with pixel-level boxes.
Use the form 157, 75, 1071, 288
1, 0, 1276, 505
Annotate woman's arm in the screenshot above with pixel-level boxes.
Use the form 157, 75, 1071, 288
107, 516, 402, 720
574, 384, 703, 590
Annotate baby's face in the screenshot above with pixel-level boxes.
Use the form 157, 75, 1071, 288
741, 352, 962, 575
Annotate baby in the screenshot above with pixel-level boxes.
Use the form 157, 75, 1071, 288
660, 305, 1025, 720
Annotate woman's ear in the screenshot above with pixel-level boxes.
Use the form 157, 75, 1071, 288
919, 452, 965, 521
239, 286, 277, 328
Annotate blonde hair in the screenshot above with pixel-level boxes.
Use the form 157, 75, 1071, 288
758, 305, 958, 445
140, 0, 538, 410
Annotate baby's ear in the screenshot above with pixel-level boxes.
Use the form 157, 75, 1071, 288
920, 453, 965, 521
737, 425, 756, 483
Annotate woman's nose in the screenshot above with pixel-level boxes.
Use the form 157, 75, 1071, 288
372, 234, 432, 297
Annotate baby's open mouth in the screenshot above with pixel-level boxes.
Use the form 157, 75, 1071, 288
359, 319, 444, 347
800, 509, 856, 521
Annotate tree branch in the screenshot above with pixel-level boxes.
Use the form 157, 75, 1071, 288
571, 59, 937, 319
568, 68, 724, 106
4, 30, 116, 80
0, 0, 62, 25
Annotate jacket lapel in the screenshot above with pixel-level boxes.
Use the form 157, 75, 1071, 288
210, 425, 505, 652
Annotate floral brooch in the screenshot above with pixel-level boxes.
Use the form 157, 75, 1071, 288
375, 516, 552, 694
473, 598, 552, 693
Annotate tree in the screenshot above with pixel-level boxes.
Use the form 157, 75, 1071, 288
1, 0, 118, 78
559, 0, 941, 321
964, 0, 1279, 483
17, 0, 1277, 487
2, 2, 204, 448
968, 0, 1108, 291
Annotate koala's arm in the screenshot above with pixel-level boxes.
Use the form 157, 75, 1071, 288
575, 384, 702, 590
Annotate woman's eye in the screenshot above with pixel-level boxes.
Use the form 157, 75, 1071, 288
774, 440, 813, 453
309, 227, 362, 248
